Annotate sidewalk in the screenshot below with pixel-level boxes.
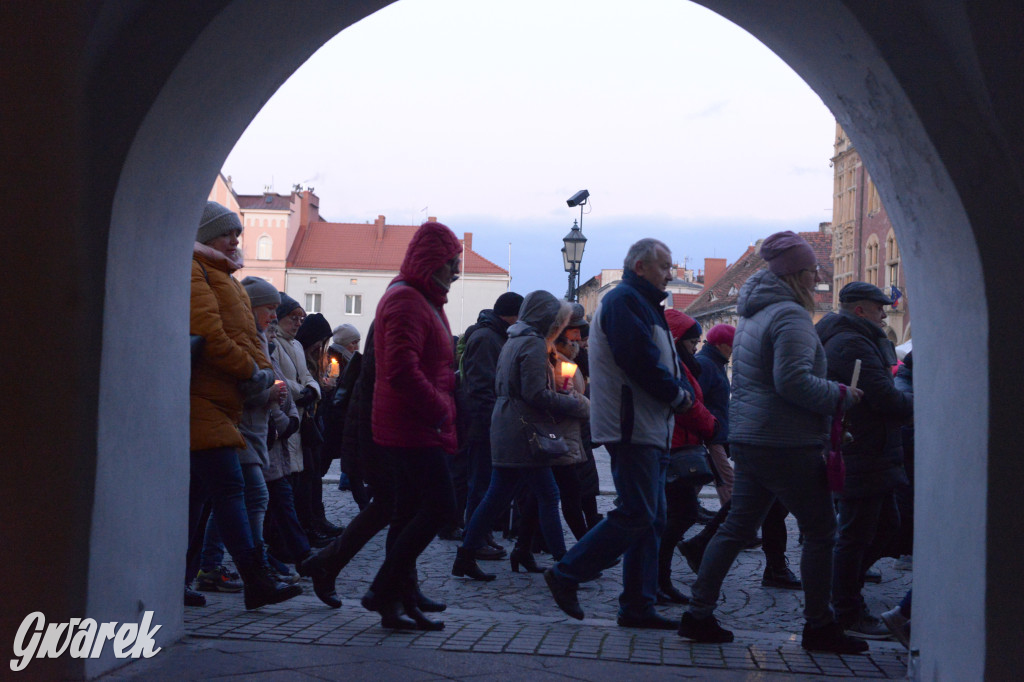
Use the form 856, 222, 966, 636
103, 449, 912, 680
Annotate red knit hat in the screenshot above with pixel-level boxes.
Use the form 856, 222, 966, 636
665, 309, 701, 341
706, 324, 736, 347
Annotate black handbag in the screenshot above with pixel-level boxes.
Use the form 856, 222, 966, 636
667, 444, 714, 485
520, 417, 569, 460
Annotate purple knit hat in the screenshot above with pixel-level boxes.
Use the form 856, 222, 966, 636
759, 231, 817, 276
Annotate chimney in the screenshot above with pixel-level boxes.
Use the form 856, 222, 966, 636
427, 216, 437, 223
375, 215, 385, 242
703, 257, 727, 292
463, 232, 473, 251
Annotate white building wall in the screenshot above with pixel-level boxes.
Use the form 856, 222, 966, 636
286, 269, 510, 341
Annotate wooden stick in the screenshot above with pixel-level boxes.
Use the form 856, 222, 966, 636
850, 359, 862, 390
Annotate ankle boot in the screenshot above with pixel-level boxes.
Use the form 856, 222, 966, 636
402, 599, 444, 631
361, 590, 416, 630
509, 545, 545, 573
452, 546, 496, 581
236, 547, 303, 610
413, 587, 447, 613
297, 551, 341, 608
762, 556, 802, 589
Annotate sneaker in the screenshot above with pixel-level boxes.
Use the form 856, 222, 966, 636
677, 612, 734, 643
802, 621, 869, 654
880, 607, 911, 649
184, 587, 207, 607
844, 612, 892, 640
762, 563, 802, 589
195, 565, 244, 593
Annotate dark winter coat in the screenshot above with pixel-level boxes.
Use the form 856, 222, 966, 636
459, 309, 512, 441
588, 269, 693, 448
695, 343, 731, 444
341, 323, 390, 489
729, 269, 853, 448
490, 291, 589, 468
372, 222, 462, 454
816, 310, 912, 498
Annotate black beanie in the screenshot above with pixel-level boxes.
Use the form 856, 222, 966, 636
494, 291, 525, 317
277, 292, 302, 320
294, 313, 332, 349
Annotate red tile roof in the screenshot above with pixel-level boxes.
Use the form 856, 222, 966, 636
237, 193, 293, 211
670, 293, 700, 310
684, 232, 834, 318
288, 221, 508, 275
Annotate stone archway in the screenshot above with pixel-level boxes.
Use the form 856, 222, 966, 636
4, 1, 1021, 679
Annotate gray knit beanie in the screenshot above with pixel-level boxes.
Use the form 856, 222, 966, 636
241, 276, 281, 308
197, 201, 243, 244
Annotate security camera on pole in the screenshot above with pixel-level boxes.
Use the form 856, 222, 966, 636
562, 190, 589, 302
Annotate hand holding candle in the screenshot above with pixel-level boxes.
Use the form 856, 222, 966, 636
328, 357, 340, 379
560, 360, 578, 392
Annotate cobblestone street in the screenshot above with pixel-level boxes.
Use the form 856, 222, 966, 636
109, 449, 912, 680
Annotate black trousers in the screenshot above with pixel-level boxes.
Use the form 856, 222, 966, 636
369, 445, 457, 602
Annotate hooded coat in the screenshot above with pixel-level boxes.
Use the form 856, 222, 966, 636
490, 291, 590, 468
695, 343, 731, 444
728, 269, 852, 448
816, 310, 912, 498
189, 242, 271, 451
372, 222, 463, 454
665, 311, 717, 449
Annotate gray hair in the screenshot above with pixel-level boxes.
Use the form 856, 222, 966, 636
623, 238, 670, 272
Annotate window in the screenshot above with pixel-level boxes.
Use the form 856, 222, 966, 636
885, 230, 901, 290
867, 178, 882, 215
865, 235, 880, 287
257, 235, 271, 260
305, 293, 321, 314
345, 294, 362, 315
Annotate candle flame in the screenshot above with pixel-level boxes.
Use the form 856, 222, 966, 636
560, 361, 578, 378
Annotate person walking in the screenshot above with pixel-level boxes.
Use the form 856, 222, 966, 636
677, 230, 866, 654
451, 291, 589, 580
187, 200, 302, 610
543, 238, 694, 630
816, 281, 913, 639
361, 221, 463, 631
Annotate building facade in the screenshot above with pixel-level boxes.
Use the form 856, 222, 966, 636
831, 123, 910, 344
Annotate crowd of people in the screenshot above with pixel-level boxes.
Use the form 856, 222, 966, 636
188, 202, 914, 654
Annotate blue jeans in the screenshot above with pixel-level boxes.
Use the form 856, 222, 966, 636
687, 443, 837, 627
200, 462, 269, 570
463, 466, 566, 559
554, 443, 667, 619
833, 491, 900, 621
186, 448, 255, 583
464, 437, 493, 526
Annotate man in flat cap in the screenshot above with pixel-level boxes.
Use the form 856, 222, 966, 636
816, 282, 913, 640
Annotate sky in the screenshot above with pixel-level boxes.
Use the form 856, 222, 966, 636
222, 0, 838, 297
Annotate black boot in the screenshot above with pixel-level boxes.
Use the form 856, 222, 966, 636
236, 547, 303, 610
361, 590, 417, 630
509, 545, 545, 573
297, 550, 341, 608
452, 546, 496, 581
413, 587, 447, 613
402, 599, 444, 631
677, 535, 707, 574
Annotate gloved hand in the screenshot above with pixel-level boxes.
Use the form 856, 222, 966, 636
280, 415, 300, 441
239, 367, 275, 397
295, 385, 317, 407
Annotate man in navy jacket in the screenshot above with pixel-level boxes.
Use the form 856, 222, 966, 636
545, 238, 694, 629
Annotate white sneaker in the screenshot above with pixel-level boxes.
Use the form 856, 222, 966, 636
880, 607, 911, 648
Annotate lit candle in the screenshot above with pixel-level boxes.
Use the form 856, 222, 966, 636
560, 361, 578, 391
328, 357, 340, 378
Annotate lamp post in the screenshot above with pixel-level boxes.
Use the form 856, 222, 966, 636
562, 219, 587, 302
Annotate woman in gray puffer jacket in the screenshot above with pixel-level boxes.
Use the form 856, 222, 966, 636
680, 231, 865, 655
452, 290, 590, 581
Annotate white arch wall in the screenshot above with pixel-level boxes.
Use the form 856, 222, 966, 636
3, 1, 1021, 679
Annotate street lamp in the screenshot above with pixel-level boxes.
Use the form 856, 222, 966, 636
562, 218, 587, 302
